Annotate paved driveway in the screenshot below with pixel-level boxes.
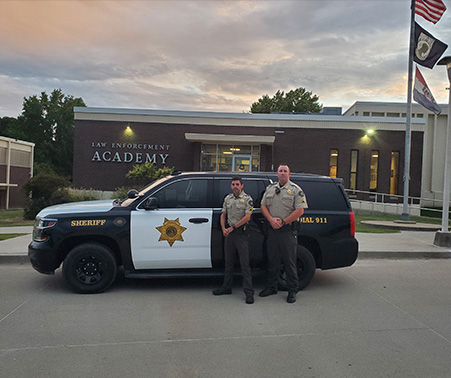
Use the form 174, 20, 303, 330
1, 260, 451, 378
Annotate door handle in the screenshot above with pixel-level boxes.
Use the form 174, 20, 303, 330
189, 218, 209, 224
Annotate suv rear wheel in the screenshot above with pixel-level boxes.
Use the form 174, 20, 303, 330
62, 243, 117, 294
279, 245, 316, 291
295, 245, 316, 290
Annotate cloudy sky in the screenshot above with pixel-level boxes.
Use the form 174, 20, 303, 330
1, 0, 450, 117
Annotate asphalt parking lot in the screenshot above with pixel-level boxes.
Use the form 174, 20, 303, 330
2, 259, 451, 378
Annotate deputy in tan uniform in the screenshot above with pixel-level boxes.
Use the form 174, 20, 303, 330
259, 164, 308, 303
213, 176, 255, 304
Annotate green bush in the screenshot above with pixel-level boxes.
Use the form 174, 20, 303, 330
23, 173, 71, 219
24, 173, 69, 198
24, 188, 72, 219
126, 163, 173, 186
68, 188, 105, 202
112, 187, 133, 199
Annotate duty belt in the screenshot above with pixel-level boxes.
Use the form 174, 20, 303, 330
274, 223, 298, 232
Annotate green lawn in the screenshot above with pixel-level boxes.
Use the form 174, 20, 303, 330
0, 209, 34, 227
354, 210, 443, 233
0, 233, 27, 241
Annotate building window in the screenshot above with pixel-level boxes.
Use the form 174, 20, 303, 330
329, 149, 338, 178
201, 144, 260, 172
350, 150, 359, 193
390, 151, 400, 195
370, 150, 379, 191
0, 147, 6, 165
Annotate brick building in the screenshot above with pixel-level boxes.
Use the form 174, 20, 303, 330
0, 136, 34, 209
73, 106, 428, 200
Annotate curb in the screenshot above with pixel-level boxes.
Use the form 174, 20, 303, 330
2, 251, 451, 265
358, 251, 451, 259
360, 221, 440, 232
0, 254, 30, 264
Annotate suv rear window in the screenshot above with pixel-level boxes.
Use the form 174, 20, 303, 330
291, 179, 349, 211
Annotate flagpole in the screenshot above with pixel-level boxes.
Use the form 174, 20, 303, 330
401, 0, 416, 220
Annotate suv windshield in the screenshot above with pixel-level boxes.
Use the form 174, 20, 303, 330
119, 176, 172, 207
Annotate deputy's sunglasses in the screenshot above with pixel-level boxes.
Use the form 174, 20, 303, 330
275, 188, 281, 194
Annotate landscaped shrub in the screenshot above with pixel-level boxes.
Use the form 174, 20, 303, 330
23, 173, 70, 219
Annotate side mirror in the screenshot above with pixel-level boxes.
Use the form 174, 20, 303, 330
143, 197, 158, 210
127, 189, 139, 199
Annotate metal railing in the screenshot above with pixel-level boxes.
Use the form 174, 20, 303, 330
345, 189, 445, 217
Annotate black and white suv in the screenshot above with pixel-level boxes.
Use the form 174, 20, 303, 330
29, 171, 358, 293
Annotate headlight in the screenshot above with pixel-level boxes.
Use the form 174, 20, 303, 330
33, 217, 58, 242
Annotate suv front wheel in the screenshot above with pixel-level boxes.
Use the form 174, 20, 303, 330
62, 243, 117, 294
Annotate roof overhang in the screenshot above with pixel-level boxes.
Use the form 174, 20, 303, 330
185, 133, 275, 145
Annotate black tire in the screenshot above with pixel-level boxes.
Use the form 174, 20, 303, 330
278, 245, 316, 291
295, 245, 316, 290
62, 243, 117, 294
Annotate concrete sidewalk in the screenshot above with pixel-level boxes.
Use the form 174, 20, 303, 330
0, 226, 33, 264
1, 226, 451, 264
356, 230, 451, 259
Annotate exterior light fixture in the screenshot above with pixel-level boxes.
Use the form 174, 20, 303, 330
124, 124, 134, 138
363, 129, 374, 138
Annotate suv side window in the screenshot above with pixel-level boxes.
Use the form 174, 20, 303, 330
215, 179, 266, 208
153, 179, 209, 208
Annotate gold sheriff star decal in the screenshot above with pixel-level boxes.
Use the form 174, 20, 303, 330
156, 218, 187, 247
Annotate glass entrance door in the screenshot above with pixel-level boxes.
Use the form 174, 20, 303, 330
233, 155, 252, 172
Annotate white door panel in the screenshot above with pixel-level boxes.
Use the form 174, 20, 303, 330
131, 208, 212, 269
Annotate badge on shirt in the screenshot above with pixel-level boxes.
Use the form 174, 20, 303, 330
240, 199, 245, 203
287, 189, 292, 194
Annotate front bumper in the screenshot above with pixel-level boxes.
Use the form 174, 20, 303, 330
28, 241, 59, 275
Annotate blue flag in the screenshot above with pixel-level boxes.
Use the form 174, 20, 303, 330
413, 22, 448, 69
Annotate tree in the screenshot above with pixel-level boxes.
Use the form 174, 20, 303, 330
0, 117, 18, 137
250, 87, 322, 114
7, 89, 86, 178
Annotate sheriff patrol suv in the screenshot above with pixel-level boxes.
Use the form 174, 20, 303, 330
28, 172, 358, 294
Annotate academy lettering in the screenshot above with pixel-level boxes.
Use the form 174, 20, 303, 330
111, 143, 170, 150
91, 151, 169, 164
91, 141, 170, 150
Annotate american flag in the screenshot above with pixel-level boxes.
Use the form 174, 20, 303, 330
415, 0, 447, 24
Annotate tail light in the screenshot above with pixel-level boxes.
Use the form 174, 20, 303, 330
349, 212, 355, 237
